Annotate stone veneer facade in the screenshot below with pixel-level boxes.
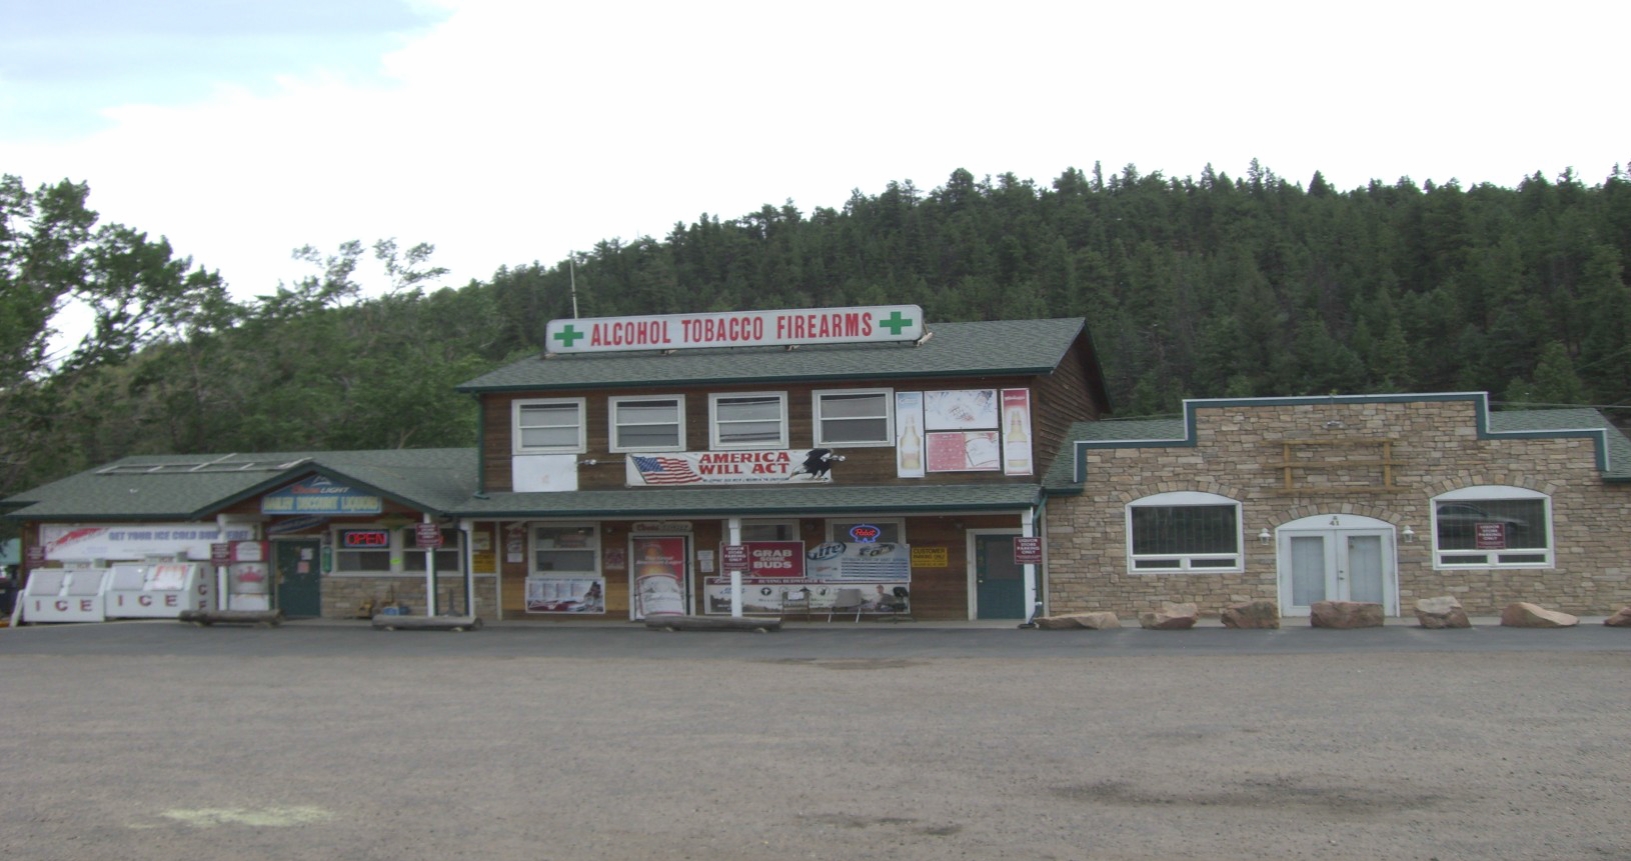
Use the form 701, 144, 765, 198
1044, 398, 1631, 618
321, 574, 499, 620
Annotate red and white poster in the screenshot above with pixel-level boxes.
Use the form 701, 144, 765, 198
926, 431, 1000, 472
632, 536, 688, 618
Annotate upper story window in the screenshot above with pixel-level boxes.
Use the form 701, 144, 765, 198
813, 389, 893, 446
1127, 491, 1243, 573
710, 392, 787, 449
1432, 486, 1551, 567
609, 396, 685, 452
513, 398, 586, 454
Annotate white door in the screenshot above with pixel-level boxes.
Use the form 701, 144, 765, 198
1278, 515, 1397, 616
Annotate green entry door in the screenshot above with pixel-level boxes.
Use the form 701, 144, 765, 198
973, 532, 1026, 619
275, 539, 323, 618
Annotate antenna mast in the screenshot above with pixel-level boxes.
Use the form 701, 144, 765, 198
569, 255, 580, 319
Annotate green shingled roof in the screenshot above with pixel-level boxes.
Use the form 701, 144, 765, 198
457, 318, 1092, 392
1487, 407, 1631, 480
4, 449, 478, 521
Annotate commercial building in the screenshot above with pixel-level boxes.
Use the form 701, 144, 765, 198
5, 306, 1628, 623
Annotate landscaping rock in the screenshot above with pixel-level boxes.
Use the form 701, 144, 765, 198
1310, 601, 1385, 628
1220, 600, 1280, 629
1034, 612, 1121, 630
1605, 607, 1631, 627
1414, 596, 1471, 629
1500, 602, 1579, 628
1138, 602, 1199, 630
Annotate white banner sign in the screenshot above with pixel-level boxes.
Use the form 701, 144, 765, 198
625, 450, 840, 486
546, 305, 924, 354
40, 523, 257, 562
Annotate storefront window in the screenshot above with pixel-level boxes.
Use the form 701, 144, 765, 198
402, 527, 463, 573
828, 520, 903, 544
741, 521, 799, 542
1432, 487, 1551, 567
534, 525, 599, 574
334, 528, 393, 573
1127, 492, 1242, 572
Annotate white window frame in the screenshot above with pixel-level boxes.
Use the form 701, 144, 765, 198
512, 398, 587, 454
812, 388, 895, 447
1126, 491, 1244, 574
709, 392, 788, 450
532, 524, 601, 576
1431, 486, 1552, 568
608, 395, 686, 453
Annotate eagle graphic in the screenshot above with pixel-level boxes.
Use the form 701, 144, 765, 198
789, 448, 844, 480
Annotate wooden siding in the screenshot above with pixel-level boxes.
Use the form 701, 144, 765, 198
480, 363, 1108, 493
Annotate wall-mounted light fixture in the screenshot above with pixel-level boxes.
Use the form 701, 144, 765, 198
1401, 525, 1417, 542
1258, 528, 1272, 544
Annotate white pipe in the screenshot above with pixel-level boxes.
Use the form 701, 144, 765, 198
727, 517, 743, 618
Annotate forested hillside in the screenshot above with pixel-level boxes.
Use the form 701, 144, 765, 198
4, 162, 1629, 508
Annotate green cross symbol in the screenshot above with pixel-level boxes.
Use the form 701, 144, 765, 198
553, 324, 585, 348
878, 310, 914, 335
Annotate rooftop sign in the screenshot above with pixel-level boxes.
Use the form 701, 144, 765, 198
545, 305, 924, 354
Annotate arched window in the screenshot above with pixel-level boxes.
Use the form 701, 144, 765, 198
1126, 491, 1243, 573
1431, 486, 1551, 568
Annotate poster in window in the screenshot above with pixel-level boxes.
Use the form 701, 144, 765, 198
632, 536, 687, 618
526, 576, 605, 613
895, 391, 925, 478
1001, 388, 1033, 476
923, 389, 997, 430
926, 431, 1001, 472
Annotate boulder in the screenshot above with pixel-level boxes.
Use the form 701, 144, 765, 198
1414, 596, 1471, 629
1033, 612, 1121, 630
1500, 602, 1579, 628
1220, 600, 1280, 629
1138, 602, 1199, 630
1310, 600, 1385, 628
1605, 607, 1631, 628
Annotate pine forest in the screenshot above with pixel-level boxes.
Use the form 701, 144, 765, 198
4, 161, 1630, 507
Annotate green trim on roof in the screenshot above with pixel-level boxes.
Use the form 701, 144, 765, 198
1063, 393, 1631, 483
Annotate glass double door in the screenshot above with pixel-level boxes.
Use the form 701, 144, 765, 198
1281, 528, 1392, 615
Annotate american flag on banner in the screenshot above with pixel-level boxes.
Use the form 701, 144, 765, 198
632, 455, 702, 485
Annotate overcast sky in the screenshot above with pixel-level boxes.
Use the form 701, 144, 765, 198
2, 0, 1624, 301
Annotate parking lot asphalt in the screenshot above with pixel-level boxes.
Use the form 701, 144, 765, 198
3, 615, 1627, 659
4, 616, 1628, 861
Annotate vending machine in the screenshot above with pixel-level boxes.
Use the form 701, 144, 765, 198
226, 540, 272, 611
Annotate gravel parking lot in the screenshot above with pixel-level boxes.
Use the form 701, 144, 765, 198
2, 621, 1627, 860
